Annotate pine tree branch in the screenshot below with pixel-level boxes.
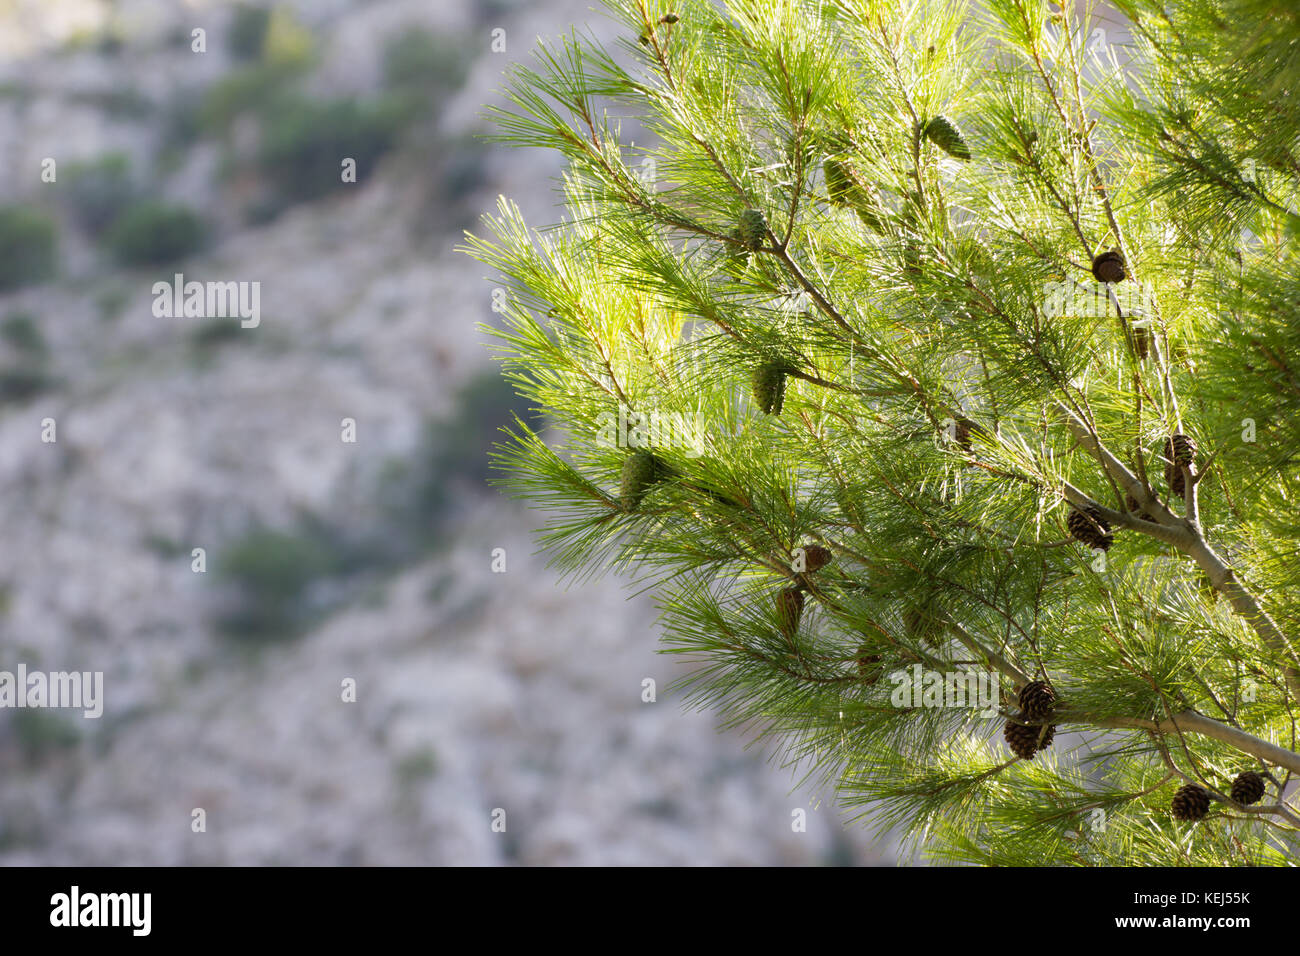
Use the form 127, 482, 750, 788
1079, 709, 1300, 776
946, 622, 1032, 688
1180, 534, 1300, 704
1057, 401, 1300, 701
1152, 736, 1300, 829
478, 0, 1300, 864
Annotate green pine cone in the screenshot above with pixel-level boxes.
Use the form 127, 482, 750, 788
824, 158, 855, 205
723, 227, 751, 275
738, 208, 768, 251
620, 449, 661, 512
823, 158, 883, 230
752, 360, 789, 415
923, 115, 971, 160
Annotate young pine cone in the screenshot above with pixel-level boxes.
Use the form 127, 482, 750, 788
752, 360, 792, 415
737, 208, 768, 251
922, 115, 971, 160
620, 449, 663, 512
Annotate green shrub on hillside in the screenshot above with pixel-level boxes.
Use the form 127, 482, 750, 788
103, 201, 207, 267
227, 4, 271, 61
61, 153, 136, 237
0, 207, 56, 291
257, 97, 408, 204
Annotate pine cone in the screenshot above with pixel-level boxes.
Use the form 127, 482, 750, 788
1230, 771, 1266, 806
1018, 680, 1057, 720
855, 648, 885, 685
620, 449, 661, 512
953, 416, 974, 452
752, 360, 789, 415
799, 544, 833, 572
1092, 249, 1126, 283
1067, 505, 1113, 551
1171, 433, 1196, 466
738, 208, 767, 251
1130, 320, 1150, 360
1163, 434, 1196, 498
1125, 493, 1154, 522
777, 587, 804, 637
1036, 723, 1056, 750
923, 115, 971, 160
823, 157, 883, 230
1171, 783, 1211, 821
1004, 717, 1055, 759
824, 157, 856, 206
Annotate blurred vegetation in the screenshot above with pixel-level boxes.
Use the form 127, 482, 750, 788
227, 4, 313, 68
103, 201, 207, 267
10, 710, 80, 765
215, 523, 347, 641
394, 747, 439, 786
429, 371, 539, 490
260, 6, 315, 68
0, 313, 47, 358
0, 207, 57, 291
380, 370, 539, 547
0, 310, 51, 407
70, 87, 151, 119
198, 61, 306, 135
382, 28, 471, 103
256, 96, 409, 207
190, 318, 247, 352
200, 6, 315, 135
60, 153, 137, 238
95, 286, 130, 323
227, 4, 272, 61
160, 91, 204, 160
211, 372, 534, 641
0, 367, 53, 404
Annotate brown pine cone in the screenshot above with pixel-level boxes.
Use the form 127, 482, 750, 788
1163, 435, 1196, 499
855, 648, 885, 685
799, 544, 833, 573
1004, 717, 1055, 759
1171, 783, 1211, 821
776, 587, 804, 637
1092, 249, 1126, 283
1125, 493, 1154, 522
1018, 680, 1057, 720
1230, 771, 1266, 806
1067, 505, 1113, 551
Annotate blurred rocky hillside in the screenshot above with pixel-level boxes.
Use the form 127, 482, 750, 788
0, 0, 893, 864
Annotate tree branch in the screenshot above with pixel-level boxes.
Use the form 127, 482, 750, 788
1056, 402, 1300, 701
1079, 710, 1300, 776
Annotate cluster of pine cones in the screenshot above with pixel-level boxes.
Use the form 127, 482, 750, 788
1004, 680, 1058, 759
776, 544, 834, 637
1065, 432, 1197, 546
1170, 771, 1269, 822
